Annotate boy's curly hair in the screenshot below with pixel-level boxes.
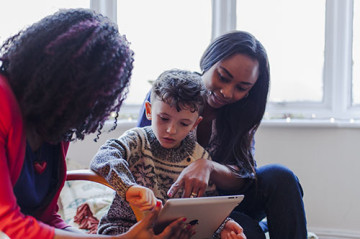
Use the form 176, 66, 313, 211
0, 8, 134, 143
151, 69, 206, 114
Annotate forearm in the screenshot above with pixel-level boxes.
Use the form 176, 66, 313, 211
209, 161, 245, 192
90, 139, 137, 198
53, 228, 126, 239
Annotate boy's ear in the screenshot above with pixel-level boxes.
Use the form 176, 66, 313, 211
191, 116, 203, 131
145, 101, 152, 120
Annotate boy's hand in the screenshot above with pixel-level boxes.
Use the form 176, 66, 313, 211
124, 201, 194, 239
126, 185, 157, 211
220, 219, 246, 239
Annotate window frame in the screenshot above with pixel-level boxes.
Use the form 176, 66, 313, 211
92, 0, 360, 122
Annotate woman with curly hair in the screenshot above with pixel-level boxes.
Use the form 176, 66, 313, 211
137, 31, 307, 239
0, 8, 191, 239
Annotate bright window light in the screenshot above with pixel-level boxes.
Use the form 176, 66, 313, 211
353, 0, 360, 105
0, 0, 89, 43
236, 0, 326, 103
117, 0, 212, 105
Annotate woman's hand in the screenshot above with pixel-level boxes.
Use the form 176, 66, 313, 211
124, 200, 195, 239
220, 219, 246, 239
126, 185, 157, 211
167, 158, 213, 198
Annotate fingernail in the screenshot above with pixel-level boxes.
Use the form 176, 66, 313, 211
182, 217, 187, 222
156, 201, 161, 207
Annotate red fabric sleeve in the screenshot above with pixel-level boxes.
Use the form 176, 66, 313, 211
0, 75, 55, 239
0, 151, 55, 239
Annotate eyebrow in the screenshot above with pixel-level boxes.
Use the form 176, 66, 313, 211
181, 119, 193, 123
220, 66, 233, 78
219, 66, 254, 86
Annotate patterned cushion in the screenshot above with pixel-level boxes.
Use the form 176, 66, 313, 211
58, 179, 115, 227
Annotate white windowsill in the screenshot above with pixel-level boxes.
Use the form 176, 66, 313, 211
115, 104, 360, 130
261, 118, 360, 128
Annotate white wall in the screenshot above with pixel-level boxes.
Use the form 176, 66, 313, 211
66, 120, 360, 238
255, 123, 360, 238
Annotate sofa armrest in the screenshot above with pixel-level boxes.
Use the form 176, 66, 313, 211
66, 169, 114, 190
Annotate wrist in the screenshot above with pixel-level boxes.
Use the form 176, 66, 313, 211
125, 184, 139, 201
212, 217, 232, 238
207, 159, 217, 181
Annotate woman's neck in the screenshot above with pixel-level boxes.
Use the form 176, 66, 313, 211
196, 103, 218, 147
202, 102, 218, 122
26, 127, 43, 152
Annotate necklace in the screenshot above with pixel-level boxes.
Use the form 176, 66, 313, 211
33, 145, 47, 174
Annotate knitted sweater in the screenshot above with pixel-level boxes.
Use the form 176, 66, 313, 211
90, 126, 217, 235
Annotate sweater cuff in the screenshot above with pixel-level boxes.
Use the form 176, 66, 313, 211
212, 217, 232, 239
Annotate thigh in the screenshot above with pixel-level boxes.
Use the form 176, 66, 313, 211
231, 164, 307, 238
231, 164, 304, 221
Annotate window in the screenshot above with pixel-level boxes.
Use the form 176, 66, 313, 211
0, 0, 89, 43
116, 0, 212, 105
115, 0, 360, 121
237, 0, 325, 103
353, 0, 360, 106
3, 0, 359, 122
235, 0, 359, 120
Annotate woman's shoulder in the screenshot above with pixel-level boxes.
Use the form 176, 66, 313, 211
0, 74, 26, 185
0, 75, 23, 132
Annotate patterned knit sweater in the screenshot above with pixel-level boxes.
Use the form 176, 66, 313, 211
90, 126, 217, 235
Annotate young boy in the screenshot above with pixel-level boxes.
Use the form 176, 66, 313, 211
90, 69, 244, 238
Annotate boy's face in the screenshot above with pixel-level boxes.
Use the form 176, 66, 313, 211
146, 98, 202, 149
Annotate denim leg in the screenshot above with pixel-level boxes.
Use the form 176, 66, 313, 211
231, 164, 307, 239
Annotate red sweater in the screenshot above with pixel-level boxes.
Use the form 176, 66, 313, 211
0, 74, 69, 239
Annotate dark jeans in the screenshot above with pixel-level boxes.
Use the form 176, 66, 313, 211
225, 164, 307, 239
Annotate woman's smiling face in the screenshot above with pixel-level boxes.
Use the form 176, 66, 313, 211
202, 53, 259, 109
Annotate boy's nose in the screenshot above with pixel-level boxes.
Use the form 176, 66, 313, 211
166, 124, 176, 134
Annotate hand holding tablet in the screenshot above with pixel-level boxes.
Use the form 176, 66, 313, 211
153, 195, 244, 239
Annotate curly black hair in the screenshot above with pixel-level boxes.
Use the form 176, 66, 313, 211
151, 69, 206, 115
0, 8, 134, 143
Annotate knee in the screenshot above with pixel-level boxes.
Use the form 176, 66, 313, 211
257, 164, 304, 196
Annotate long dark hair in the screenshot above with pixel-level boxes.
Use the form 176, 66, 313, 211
200, 31, 270, 178
0, 8, 134, 143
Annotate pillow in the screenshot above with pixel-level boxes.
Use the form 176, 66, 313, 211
58, 178, 115, 227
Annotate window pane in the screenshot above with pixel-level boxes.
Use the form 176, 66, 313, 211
117, 0, 212, 104
236, 0, 325, 103
0, 0, 89, 43
353, 0, 360, 105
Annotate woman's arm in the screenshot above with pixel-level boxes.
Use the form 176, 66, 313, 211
167, 158, 245, 198
53, 203, 193, 239
136, 90, 151, 127
0, 216, 192, 239
0, 148, 55, 239
0, 76, 54, 239
209, 161, 246, 192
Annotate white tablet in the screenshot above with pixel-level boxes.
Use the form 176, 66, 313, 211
154, 195, 244, 239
